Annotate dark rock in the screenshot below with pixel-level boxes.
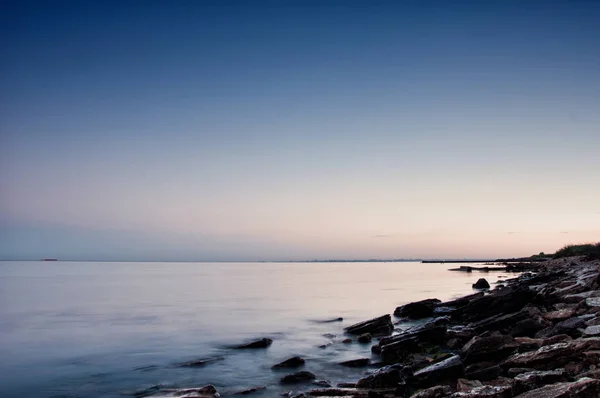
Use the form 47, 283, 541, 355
339, 358, 371, 367
510, 318, 547, 338
440, 292, 485, 308
272, 356, 305, 369
465, 362, 503, 381
394, 299, 441, 319
457, 379, 483, 392
175, 356, 224, 367
233, 338, 273, 349
344, 314, 393, 336
342, 338, 353, 344
280, 371, 316, 384
319, 342, 332, 349
358, 333, 372, 343
473, 279, 491, 289
455, 287, 535, 322
512, 369, 567, 395
507, 368, 536, 377
513, 377, 600, 397
535, 317, 586, 339
379, 324, 447, 364
356, 364, 411, 388
469, 311, 528, 334
451, 385, 512, 397
315, 317, 343, 323
169, 385, 219, 397
461, 332, 519, 364
312, 380, 331, 387
413, 354, 465, 388
337, 383, 357, 388
502, 339, 600, 370
410, 385, 453, 397
543, 309, 576, 321
234, 386, 266, 395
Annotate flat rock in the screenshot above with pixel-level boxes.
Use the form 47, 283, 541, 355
457, 379, 483, 392
272, 356, 305, 369
394, 299, 440, 319
465, 362, 503, 381
502, 339, 600, 370
233, 338, 273, 349
280, 371, 316, 384
456, 287, 535, 322
344, 314, 393, 336
543, 309, 576, 321
162, 385, 219, 397
175, 356, 224, 367
461, 333, 518, 364
410, 385, 453, 397
339, 358, 370, 368
233, 386, 266, 395
513, 377, 600, 397
413, 354, 465, 388
586, 297, 600, 307
357, 333, 372, 343
451, 385, 512, 397
356, 364, 411, 389
513, 369, 567, 395
584, 325, 600, 336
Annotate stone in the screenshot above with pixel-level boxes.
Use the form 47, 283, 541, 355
342, 338, 352, 344
510, 318, 547, 338
413, 355, 465, 388
507, 368, 537, 377
461, 333, 518, 364
356, 364, 411, 389
358, 333, 372, 343
395, 299, 441, 319
473, 279, 490, 289
339, 358, 370, 367
502, 339, 598, 370
513, 369, 567, 395
441, 292, 485, 308
513, 377, 600, 397
280, 371, 317, 384
457, 379, 483, 392
311, 380, 331, 387
469, 311, 528, 334
465, 363, 503, 381
168, 385, 219, 397
272, 356, 305, 369
234, 386, 266, 395
233, 338, 273, 349
587, 297, 600, 307
456, 287, 535, 322
410, 385, 453, 397
379, 324, 447, 364
175, 356, 224, 367
451, 385, 512, 397
584, 325, 600, 336
543, 309, 577, 321
344, 314, 393, 336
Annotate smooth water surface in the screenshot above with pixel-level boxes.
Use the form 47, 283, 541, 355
0, 261, 516, 397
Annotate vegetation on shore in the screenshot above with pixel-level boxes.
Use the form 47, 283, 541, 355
553, 242, 600, 260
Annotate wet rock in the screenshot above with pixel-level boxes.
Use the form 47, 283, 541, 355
356, 364, 411, 388
280, 371, 316, 384
344, 314, 393, 336
339, 358, 370, 367
175, 356, 224, 368
272, 356, 305, 369
315, 317, 343, 323
465, 363, 503, 381
451, 385, 512, 397
413, 355, 465, 388
233, 338, 273, 349
168, 385, 219, 397
512, 369, 567, 395
473, 279, 490, 289
513, 377, 600, 397
358, 333, 372, 343
410, 385, 453, 397
395, 299, 441, 319
457, 379, 483, 392
456, 287, 535, 322
319, 342, 332, 349
312, 380, 331, 388
234, 386, 266, 395
342, 338, 352, 344
461, 333, 518, 364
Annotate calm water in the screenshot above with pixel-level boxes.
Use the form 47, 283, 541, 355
0, 261, 516, 397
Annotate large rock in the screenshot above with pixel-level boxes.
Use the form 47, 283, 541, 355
163, 385, 220, 397
413, 355, 465, 388
395, 299, 440, 319
472, 279, 491, 289
469, 311, 528, 334
379, 324, 447, 364
512, 369, 567, 395
543, 309, 576, 321
233, 338, 273, 349
465, 362, 503, 381
455, 287, 535, 322
356, 364, 411, 389
461, 333, 518, 364
233, 386, 266, 395
272, 356, 305, 369
513, 377, 600, 397
510, 318, 547, 338
280, 371, 316, 384
410, 385, 453, 397
344, 314, 393, 336
339, 358, 370, 367
502, 339, 600, 370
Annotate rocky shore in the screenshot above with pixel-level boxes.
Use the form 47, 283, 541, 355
149, 253, 600, 398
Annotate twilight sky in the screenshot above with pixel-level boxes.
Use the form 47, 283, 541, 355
1, 1, 599, 261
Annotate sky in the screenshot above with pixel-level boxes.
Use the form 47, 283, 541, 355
1, 0, 599, 261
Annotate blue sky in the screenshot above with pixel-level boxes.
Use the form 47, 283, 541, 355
1, 1, 599, 261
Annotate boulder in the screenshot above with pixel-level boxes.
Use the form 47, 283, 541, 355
472, 279, 490, 289
233, 338, 273, 349
344, 314, 393, 336
272, 356, 305, 369
280, 371, 317, 384
379, 324, 446, 364
513, 377, 600, 397
357, 333, 372, 343
413, 355, 465, 388
513, 369, 567, 395
339, 358, 370, 367
342, 338, 352, 344
455, 287, 535, 322
395, 299, 441, 319
356, 364, 411, 389
410, 385, 453, 397
461, 333, 518, 364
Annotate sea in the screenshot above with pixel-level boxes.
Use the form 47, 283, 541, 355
0, 261, 517, 398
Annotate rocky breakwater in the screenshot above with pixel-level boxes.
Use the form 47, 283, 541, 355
305, 256, 600, 397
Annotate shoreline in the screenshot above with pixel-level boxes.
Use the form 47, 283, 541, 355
147, 255, 600, 398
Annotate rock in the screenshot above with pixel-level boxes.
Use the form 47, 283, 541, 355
319, 343, 332, 349
167, 385, 219, 397
455, 287, 535, 322
280, 371, 316, 384
441, 292, 485, 308
339, 358, 370, 367
507, 368, 537, 377
413, 355, 465, 388
344, 314, 393, 336
395, 299, 441, 319
315, 317, 343, 323
469, 311, 528, 334
536, 317, 586, 338
451, 385, 512, 397
510, 318, 547, 338
342, 338, 352, 344
175, 356, 225, 367
502, 339, 600, 370
473, 279, 491, 289
234, 386, 266, 395
337, 383, 356, 388
584, 325, 600, 336
457, 379, 483, 392
461, 332, 518, 364
465, 362, 503, 381
272, 356, 305, 369
379, 324, 446, 364
356, 364, 411, 388
586, 297, 600, 307
311, 380, 331, 387
513, 369, 567, 395
410, 385, 453, 397
358, 333, 372, 343
233, 338, 273, 349
513, 377, 600, 397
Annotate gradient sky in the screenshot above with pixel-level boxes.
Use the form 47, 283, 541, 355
1, 1, 599, 261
